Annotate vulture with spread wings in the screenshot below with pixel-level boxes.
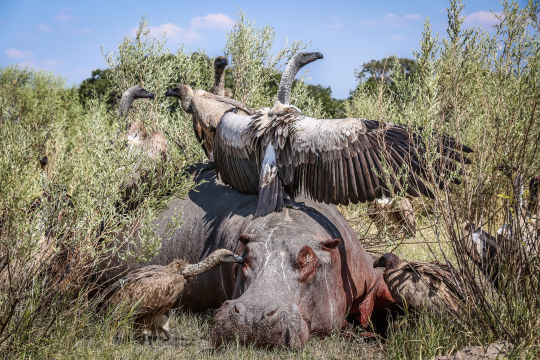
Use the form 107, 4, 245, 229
214, 53, 473, 217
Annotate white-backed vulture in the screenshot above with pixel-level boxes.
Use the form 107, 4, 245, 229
120, 86, 168, 161
373, 253, 463, 313
165, 74, 253, 161
367, 196, 416, 237
213, 52, 473, 218
209, 56, 232, 97
100, 249, 243, 342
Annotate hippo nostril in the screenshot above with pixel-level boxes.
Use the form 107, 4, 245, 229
233, 302, 245, 314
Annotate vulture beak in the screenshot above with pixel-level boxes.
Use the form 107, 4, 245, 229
147, 92, 155, 99
307, 52, 324, 63
373, 257, 385, 268
216, 57, 228, 66
225, 254, 244, 264
165, 88, 178, 97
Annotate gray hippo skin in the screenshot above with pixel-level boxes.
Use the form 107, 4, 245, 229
100, 164, 394, 349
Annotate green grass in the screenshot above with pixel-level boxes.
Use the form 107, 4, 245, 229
42, 311, 385, 360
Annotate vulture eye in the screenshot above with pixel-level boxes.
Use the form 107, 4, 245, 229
296, 246, 318, 281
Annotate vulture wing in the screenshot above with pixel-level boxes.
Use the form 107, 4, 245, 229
191, 91, 254, 130
274, 115, 472, 205
213, 110, 261, 195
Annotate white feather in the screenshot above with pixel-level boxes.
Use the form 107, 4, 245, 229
260, 143, 277, 187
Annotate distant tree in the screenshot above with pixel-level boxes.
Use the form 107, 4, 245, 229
355, 57, 418, 84
78, 69, 115, 107
305, 84, 345, 118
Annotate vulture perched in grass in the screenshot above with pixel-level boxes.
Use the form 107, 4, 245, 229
214, 52, 473, 218
368, 196, 416, 237
117, 86, 168, 211
119, 86, 168, 161
100, 249, 243, 342
373, 253, 463, 313
165, 61, 253, 161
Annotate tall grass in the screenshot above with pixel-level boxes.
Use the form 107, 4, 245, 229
343, 0, 539, 358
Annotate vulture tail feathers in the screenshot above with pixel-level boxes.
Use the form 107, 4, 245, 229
254, 176, 285, 218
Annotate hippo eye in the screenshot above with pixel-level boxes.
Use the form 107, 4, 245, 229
296, 246, 319, 281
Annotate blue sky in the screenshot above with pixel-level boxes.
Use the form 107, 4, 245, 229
1, 0, 514, 99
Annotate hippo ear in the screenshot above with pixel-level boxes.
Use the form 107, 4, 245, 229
320, 238, 340, 251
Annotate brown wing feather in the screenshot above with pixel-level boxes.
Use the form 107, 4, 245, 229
275, 115, 470, 205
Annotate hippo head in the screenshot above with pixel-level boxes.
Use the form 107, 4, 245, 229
211, 210, 362, 349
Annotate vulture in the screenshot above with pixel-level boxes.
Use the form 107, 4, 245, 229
100, 249, 243, 342
214, 52, 472, 218
119, 86, 168, 161
495, 166, 539, 249
165, 64, 253, 161
367, 196, 416, 237
209, 56, 232, 97
118, 86, 168, 211
373, 253, 463, 313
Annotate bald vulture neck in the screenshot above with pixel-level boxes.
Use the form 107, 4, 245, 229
277, 59, 302, 105
119, 92, 135, 119
214, 66, 226, 94
182, 252, 225, 279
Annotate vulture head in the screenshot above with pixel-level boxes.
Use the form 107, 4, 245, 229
293, 52, 324, 68
119, 85, 154, 118
165, 85, 193, 113
210, 248, 244, 264
373, 253, 400, 270
214, 56, 228, 70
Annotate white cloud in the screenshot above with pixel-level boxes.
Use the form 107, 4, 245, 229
190, 13, 234, 30
43, 59, 59, 66
359, 13, 422, 28
133, 23, 201, 43
18, 60, 37, 68
358, 19, 378, 27
465, 11, 501, 26
36, 23, 51, 32
404, 14, 421, 20
68, 27, 92, 35
55, 11, 73, 22
327, 16, 344, 30
5, 48, 34, 60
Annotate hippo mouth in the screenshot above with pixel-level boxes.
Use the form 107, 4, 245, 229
211, 301, 311, 349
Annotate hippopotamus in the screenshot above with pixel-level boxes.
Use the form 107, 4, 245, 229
100, 164, 394, 349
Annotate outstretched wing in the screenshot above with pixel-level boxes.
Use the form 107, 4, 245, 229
276, 115, 472, 205
213, 110, 260, 195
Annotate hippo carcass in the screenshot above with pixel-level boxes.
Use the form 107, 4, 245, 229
101, 164, 394, 349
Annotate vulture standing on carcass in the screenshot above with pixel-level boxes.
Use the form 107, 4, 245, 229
214, 52, 473, 218
373, 253, 463, 313
100, 249, 243, 342
165, 57, 253, 161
